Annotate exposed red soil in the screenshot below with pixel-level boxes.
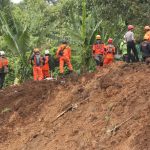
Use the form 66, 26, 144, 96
0, 62, 150, 150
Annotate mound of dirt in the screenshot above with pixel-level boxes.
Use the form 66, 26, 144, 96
0, 62, 150, 150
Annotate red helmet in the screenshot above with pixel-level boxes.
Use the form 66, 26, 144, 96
108, 38, 113, 43
128, 25, 134, 30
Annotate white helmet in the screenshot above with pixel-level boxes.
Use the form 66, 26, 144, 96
0, 51, 5, 56
45, 49, 49, 55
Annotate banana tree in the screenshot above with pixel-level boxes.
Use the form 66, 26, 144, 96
0, 6, 31, 82
66, 0, 104, 72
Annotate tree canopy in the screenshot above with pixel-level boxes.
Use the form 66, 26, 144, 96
0, 0, 149, 84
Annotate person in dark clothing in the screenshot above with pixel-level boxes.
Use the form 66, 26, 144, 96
0, 51, 9, 89
140, 37, 150, 65
124, 25, 139, 63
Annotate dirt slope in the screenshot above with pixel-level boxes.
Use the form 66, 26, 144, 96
0, 62, 150, 150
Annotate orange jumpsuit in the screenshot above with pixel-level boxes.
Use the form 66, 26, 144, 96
92, 40, 106, 66
0, 57, 8, 70
42, 56, 50, 78
31, 54, 43, 81
56, 44, 73, 74
144, 31, 150, 41
0, 57, 8, 89
104, 44, 115, 65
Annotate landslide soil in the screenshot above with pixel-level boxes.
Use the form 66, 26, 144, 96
0, 62, 150, 150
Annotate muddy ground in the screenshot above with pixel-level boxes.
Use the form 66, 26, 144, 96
0, 62, 150, 150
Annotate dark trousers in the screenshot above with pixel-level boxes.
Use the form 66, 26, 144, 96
0, 73, 6, 89
127, 41, 139, 63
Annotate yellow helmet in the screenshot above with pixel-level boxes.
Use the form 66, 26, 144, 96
34, 48, 39, 53
96, 35, 101, 40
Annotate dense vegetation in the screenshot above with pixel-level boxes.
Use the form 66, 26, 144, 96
0, 0, 150, 85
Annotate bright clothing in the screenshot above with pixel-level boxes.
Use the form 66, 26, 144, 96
104, 44, 115, 65
33, 66, 43, 81
144, 31, 150, 41
56, 44, 73, 74
120, 41, 127, 55
59, 56, 73, 74
92, 40, 106, 68
92, 40, 105, 55
31, 53, 43, 81
42, 55, 50, 78
56, 44, 71, 59
0, 57, 8, 70
0, 57, 8, 89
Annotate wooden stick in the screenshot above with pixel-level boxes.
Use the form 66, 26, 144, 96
51, 97, 89, 123
107, 116, 133, 133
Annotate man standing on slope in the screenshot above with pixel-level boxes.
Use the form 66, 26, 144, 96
124, 25, 139, 63
140, 36, 150, 65
0, 51, 9, 89
42, 50, 51, 79
144, 26, 150, 41
56, 41, 73, 77
92, 35, 105, 70
104, 38, 116, 65
31, 48, 43, 81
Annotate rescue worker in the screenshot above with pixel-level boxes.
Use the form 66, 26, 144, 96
56, 41, 73, 76
31, 48, 43, 81
0, 51, 9, 89
92, 35, 105, 70
42, 50, 50, 79
144, 26, 150, 41
124, 25, 139, 62
140, 36, 150, 65
120, 40, 128, 62
104, 38, 116, 65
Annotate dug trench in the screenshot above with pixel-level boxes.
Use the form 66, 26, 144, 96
0, 62, 150, 150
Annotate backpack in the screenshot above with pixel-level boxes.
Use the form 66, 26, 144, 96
107, 44, 115, 53
31, 54, 42, 66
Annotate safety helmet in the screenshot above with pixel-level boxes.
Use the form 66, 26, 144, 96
45, 49, 49, 55
62, 40, 68, 45
108, 38, 113, 43
0, 51, 5, 56
34, 48, 39, 53
144, 26, 150, 31
128, 25, 134, 30
96, 35, 101, 40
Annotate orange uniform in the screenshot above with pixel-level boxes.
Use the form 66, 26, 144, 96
42, 56, 50, 78
56, 44, 73, 74
104, 44, 115, 65
0, 56, 8, 89
92, 40, 106, 67
0, 57, 8, 70
92, 41, 105, 55
31, 54, 43, 81
144, 31, 150, 41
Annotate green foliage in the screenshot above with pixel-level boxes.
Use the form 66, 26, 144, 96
0, 0, 150, 87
